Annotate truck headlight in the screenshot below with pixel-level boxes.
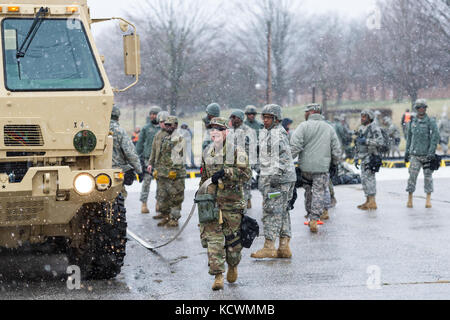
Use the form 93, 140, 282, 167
74, 173, 95, 195
95, 174, 111, 191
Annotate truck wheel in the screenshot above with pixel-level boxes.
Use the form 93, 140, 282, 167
68, 194, 127, 280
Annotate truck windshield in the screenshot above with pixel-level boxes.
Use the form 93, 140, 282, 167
2, 18, 103, 91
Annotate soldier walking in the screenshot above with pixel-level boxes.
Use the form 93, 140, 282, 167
148, 116, 186, 227
229, 109, 256, 209
290, 104, 341, 233
136, 106, 162, 214
149, 111, 169, 218
383, 116, 401, 158
109, 105, 142, 199
354, 110, 384, 211
251, 104, 296, 258
438, 113, 450, 155
405, 99, 440, 208
199, 117, 251, 290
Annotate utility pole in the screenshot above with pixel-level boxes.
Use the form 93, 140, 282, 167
133, 104, 136, 129
266, 20, 272, 105
312, 86, 316, 103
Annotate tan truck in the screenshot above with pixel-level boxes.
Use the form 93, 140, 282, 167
0, 0, 140, 279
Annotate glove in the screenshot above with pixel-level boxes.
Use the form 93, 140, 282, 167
168, 171, 177, 180
211, 169, 225, 185
153, 169, 158, 180
404, 154, 410, 163
354, 159, 359, 169
356, 136, 367, 145
270, 174, 282, 188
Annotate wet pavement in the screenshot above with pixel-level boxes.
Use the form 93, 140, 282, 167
1, 167, 450, 300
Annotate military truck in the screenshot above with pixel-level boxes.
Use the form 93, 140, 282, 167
0, 0, 140, 279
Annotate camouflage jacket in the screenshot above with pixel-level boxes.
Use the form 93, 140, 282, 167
260, 123, 296, 184
438, 117, 450, 138
228, 124, 258, 165
136, 121, 160, 161
244, 119, 264, 139
356, 121, 384, 161
153, 130, 186, 179
386, 123, 401, 142
110, 120, 142, 174
200, 141, 251, 211
148, 130, 168, 168
406, 115, 440, 157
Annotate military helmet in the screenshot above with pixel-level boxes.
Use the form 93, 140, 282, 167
261, 104, 282, 120
230, 109, 245, 121
157, 111, 169, 123
244, 105, 258, 115
361, 110, 375, 120
165, 116, 178, 125
210, 117, 229, 129
206, 103, 221, 117
414, 99, 428, 110
111, 104, 120, 119
304, 103, 321, 113
333, 115, 340, 121
149, 106, 162, 115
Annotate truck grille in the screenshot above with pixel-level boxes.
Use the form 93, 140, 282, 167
4, 125, 44, 146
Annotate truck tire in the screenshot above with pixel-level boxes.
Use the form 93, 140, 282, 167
68, 194, 127, 280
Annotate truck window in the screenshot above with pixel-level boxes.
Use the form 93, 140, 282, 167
2, 18, 104, 91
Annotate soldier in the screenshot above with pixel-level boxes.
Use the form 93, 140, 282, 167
438, 113, 450, 155
405, 99, 440, 208
383, 116, 401, 158
340, 115, 355, 159
281, 118, 293, 141
251, 104, 296, 258
401, 108, 412, 137
132, 127, 140, 146
109, 105, 142, 199
354, 110, 384, 210
149, 111, 169, 218
136, 106, 162, 214
199, 117, 251, 290
229, 109, 256, 209
147, 116, 186, 227
290, 104, 341, 232
202, 103, 221, 151
244, 105, 264, 139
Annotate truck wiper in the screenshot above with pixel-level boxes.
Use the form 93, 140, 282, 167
16, 7, 48, 59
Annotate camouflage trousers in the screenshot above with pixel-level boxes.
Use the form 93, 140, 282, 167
158, 177, 185, 220
324, 178, 335, 209
406, 155, 434, 194
260, 182, 294, 241
200, 210, 243, 275
361, 162, 377, 196
303, 172, 329, 221
139, 173, 152, 203
244, 180, 252, 202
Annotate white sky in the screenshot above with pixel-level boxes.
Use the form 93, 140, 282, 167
88, 0, 376, 20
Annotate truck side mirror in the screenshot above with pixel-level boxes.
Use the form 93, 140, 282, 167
123, 33, 141, 76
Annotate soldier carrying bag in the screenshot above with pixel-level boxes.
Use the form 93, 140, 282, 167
424, 154, 442, 171
194, 193, 220, 224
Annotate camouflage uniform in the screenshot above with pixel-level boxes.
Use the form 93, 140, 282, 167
438, 114, 450, 155
153, 116, 186, 222
355, 115, 384, 197
384, 117, 401, 157
259, 119, 296, 240
136, 106, 161, 204
405, 110, 440, 194
110, 105, 142, 199
199, 117, 251, 275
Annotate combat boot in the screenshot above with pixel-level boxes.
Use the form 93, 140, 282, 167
357, 197, 369, 210
365, 196, 377, 210
212, 273, 224, 290
250, 239, 277, 259
407, 193, 413, 208
166, 219, 179, 227
141, 202, 150, 214
157, 215, 170, 227
309, 220, 318, 233
227, 265, 238, 283
247, 199, 252, 209
152, 213, 165, 220
277, 237, 292, 258
320, 209, 329, 220
426, 193, 432, 208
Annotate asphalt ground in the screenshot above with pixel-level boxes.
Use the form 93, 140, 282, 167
0, 167, 449, 300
